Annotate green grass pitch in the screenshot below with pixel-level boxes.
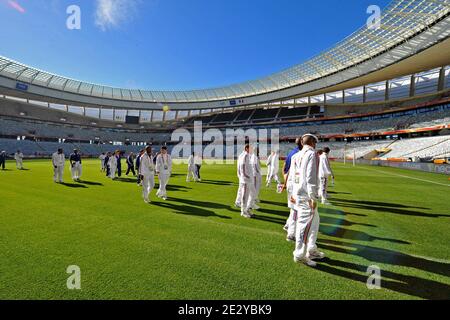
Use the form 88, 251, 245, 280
0, 159, 449, 300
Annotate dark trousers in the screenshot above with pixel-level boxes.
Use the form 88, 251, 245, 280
106, 165, 110, 177
195, 165, 201, 179
126, 164, 136, 176
0, 159, 5, 170
117, 164, 122, 177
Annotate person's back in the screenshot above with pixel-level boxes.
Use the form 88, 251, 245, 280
237, 151, 253, 184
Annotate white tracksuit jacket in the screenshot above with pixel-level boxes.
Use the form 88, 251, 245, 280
156, 153, 172, 198
237, 151, 254, 214
52, 152, 65, 182
139, 153, 155, 202
291, 145, 320, 260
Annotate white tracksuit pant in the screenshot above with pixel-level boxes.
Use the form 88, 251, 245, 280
239, 182, 255, 214
293, 200, 320, 260
53, 165, 64, 183
109, 164, 117, 179
252, 175, 262, 206
319, 176, 329, 203
16, 159, 23, 169
142, 174, 155, 202
71, 162, 82, 180
266, 168, 280, 185
235, 183, 243, 205
186, 165, 197, 181
157, 172, 170, 198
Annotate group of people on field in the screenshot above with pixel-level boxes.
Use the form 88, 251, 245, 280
0, 150, 24, 170
12, 138, 335, 267
235, 134, 334, 267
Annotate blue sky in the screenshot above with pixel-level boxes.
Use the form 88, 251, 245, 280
0, 0, 391, 91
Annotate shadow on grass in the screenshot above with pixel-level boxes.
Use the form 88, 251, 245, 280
320, 225, 410, 244
320, 215, 376, 228
172, 198, 237, 212
152, 201, 231, 219
317, 238, 449, 277
328, 191, 351, 195
315, 257, 450, 300
78, 180, 103, 186
260, 200, 287, 208
200, 179, 235, 186
331, 198, 448, 218
60, 182, 87, 188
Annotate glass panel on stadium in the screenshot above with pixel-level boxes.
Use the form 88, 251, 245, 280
49, 103, 67, 111
114, 110, 127, 121
164, 111, 177, 121
344, 86, 364, 103
152, 110, 163, 122
68, 106, 84, 115
100, 108, 113, 121
85, 108, 100, 118
325, 91, 343, 104
296, 97, 308, 104
177, 110, 189, 119
29, 100, 48, 108
414, 68, 440, 95
310, 94, 325, 103
366, 81, 386, 102
389, 75, 411, 99
140, 111, 152, 123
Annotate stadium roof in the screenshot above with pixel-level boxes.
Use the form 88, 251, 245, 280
0, 0, 449, 105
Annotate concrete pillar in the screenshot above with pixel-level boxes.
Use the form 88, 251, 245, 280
409, 75, 416, 97
438, 67, 446, 92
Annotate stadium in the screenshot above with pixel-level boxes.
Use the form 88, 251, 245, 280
0, 0, 449, 301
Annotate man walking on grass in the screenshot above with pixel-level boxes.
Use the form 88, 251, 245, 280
156, 146, 172, 200
237, 144, 255, 218
69, 149, 82, 181
52, 148, 65, 183
291, 134, 325, 267
140, 146, 155, 203
14, 150, 24, 170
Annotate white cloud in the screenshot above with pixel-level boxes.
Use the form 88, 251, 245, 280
95, 0, 140, 31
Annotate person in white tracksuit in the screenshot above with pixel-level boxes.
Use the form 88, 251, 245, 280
99, 153, 106, 172
156, 146, 172, 200
186, 153, 197, 182
237, 144, 255, 218
236, 147, 260, 209
318, 147, 334, 205
69, 149, 82, 181
52, 148, 65, 183
250, 149, 262, 210
292, 134, 325, 267
14, 150, 24, 170
108, 151, 119, 180
140, 146, 155, 203
266, 151, 280, 186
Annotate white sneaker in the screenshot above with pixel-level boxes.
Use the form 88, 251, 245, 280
302, 257, 317, 267
294, 255, 317, 267
252, 204, 260, 210
144, 199, 150, 204
308, 250, 325, 260
241, 213, 252, 218
321, 201, 331, 206
162, 197, 167, 201
283, 224, 289, 231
